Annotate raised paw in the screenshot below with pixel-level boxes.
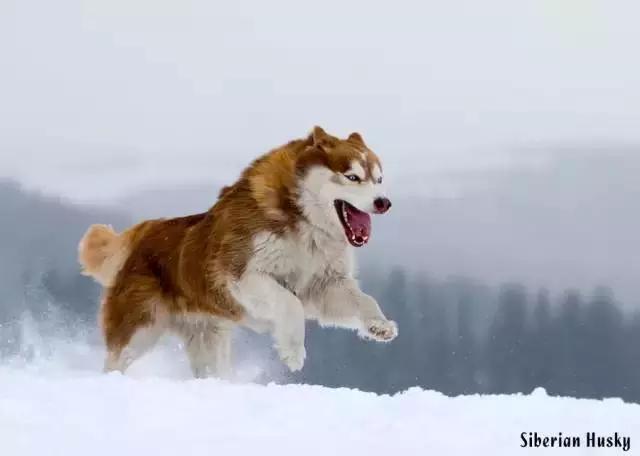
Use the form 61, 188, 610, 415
277, 343, 306, 372
362, 319, 398, 342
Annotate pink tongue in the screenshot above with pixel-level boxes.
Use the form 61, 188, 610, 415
346, 206, 371, 241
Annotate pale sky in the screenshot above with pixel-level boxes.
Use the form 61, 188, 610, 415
1, 0, 639, 201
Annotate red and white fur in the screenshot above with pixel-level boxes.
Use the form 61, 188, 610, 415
79, 126, 396, 378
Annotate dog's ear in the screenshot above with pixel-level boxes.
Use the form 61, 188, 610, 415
312, 126, 328, 143
218, 185, 233, 199
347, 132, 365, 146
311, 126, 335, 148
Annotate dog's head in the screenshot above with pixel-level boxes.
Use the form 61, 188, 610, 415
297, 126, 391, 247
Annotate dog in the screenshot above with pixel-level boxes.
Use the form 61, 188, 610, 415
78, 126, 397, 378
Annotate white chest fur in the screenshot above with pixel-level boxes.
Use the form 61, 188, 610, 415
248, 223, 354, 296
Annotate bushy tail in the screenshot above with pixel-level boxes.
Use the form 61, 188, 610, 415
78, 224, 128, 287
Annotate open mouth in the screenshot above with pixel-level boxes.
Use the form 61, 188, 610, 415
334, 200, 371, 247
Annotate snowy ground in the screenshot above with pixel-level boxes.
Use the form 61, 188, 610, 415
1, 321, 639, 455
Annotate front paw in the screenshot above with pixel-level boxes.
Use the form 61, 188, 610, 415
276, 343, 306, 372
361, 319, 398, 342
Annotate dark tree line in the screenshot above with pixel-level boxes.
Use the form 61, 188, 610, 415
6, 256, 640, 404
2, 180, 639, 403
301, 268, 640, 404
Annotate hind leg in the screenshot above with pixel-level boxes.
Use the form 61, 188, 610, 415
175, 317, 233, 379
215, 329, 232, 378
101, 290, 167, 374
104, 324, 164, 373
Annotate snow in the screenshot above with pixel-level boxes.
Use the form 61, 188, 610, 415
1, 325, 639, 455
2, 368, 639, 455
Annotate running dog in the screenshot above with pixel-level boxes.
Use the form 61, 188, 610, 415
78, 126, 397, 378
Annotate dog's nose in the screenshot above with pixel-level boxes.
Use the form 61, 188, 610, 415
374, 197, 392, 214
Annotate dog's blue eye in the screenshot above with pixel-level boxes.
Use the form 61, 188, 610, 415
345, 174, 361, 182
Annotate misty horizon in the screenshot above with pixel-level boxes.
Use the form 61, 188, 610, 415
3, 0, 640, 201
2, 145, 638, 305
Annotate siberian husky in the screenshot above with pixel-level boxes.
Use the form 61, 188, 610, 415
78, 126, 396, 378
